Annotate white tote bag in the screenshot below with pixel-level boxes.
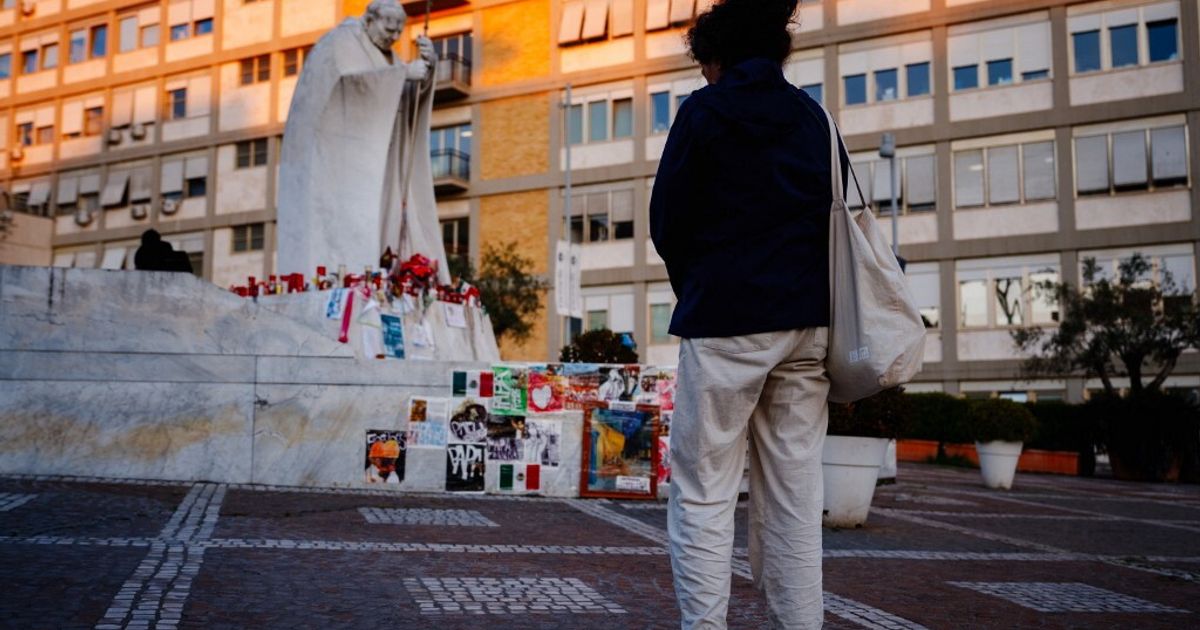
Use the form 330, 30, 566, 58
820, 107, 926, 403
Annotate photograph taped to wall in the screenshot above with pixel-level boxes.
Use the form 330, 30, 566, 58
524, 417, 562, 468
364, 429, 406, 484
380, 313, 405, 359
446, 442, 485, 492
491, 365, 529, 415
406, 396, 449, 448
562, 363, 602, 410
486, 414, 525, 461
527, 365, 566, 414
448, 397, 490, 443
598, 365, 641, 403
580, 403, 659, 499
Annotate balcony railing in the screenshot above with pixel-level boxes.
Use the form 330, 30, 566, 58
434, 53, 471, 102
432, 149, 470, 194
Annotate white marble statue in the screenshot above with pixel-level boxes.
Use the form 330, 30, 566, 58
277, 0, 450, 284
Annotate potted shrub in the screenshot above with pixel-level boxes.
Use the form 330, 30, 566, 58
905, 393, 972, 464
968, 398, 1038, 489
824, 388, 911, 528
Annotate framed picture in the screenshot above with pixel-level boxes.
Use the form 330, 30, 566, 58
579, 402, 660, 500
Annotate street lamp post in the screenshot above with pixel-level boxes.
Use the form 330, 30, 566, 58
879, 132, 899, 257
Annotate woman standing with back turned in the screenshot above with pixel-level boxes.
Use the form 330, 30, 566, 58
650, 1, 848, 628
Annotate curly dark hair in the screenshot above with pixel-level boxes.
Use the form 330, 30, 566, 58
687, 0, 799, 69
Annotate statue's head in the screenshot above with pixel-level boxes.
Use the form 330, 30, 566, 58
363, 0, 406, 52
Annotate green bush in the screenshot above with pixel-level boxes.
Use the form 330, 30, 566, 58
1086, 392, 1200, 483
1026, 400, 1097, 476
904, 393, 971, 445
559, 329, 638, 364
967, 398, 1038, 444
828, 388, 912, 439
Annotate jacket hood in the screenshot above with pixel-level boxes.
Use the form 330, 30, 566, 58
693, 58, 807, 138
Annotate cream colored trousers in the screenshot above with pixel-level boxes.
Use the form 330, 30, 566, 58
668, 328, 830, 630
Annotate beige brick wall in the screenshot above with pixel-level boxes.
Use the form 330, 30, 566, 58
480, 93, 551, 180
480, 188, 550, 361
479, 0, 551, 87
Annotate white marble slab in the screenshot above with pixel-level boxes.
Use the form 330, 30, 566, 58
0, 350, 256, 383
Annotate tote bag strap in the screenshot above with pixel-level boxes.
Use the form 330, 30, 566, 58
819, 105, 868, 209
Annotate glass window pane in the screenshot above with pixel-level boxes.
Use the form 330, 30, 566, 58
612, 98, 633, 138
954, 150, 985, 208
170, 24, 190, 41
960, 280, 988, 328
0, 54, 10, 79
1148, 20, 1178, 62
1151, 126, 1188, 185
905, 155, 936, 208
22, 51, 36, 74
650, 91, 670, 133
587, 310, 608, 331
906, 62, 930, 97
142, 24, 160, 48
587, 100, 608, 142
994, 277, 1024, 326
1109, 24, 1138, 68
567, 104, 583, 145
91, 25, 107, 58
1075, 135, 1110, 194
195, 19, 213, 36
843, 74, 866, 105
1112, 130, 1148, 189
650, 304, 672, 343
1029, 271, 1059, 324
42, 44, 58, 70
1022, 141, 1056, 201
801, 83, 822, 104
987, 145, 1020, 205
874, 68, 898, 101
953, 65, 978, 90
986, 58, 1013, 86
1021, 69, 1049, 81
907, 269, 940, 329
1073, 30, 1101, 73
120, 17, 138, 53
69, 30, 86, 64
675, 93, 688, 111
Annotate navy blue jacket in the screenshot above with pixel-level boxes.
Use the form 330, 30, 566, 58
650, 58, 849, 339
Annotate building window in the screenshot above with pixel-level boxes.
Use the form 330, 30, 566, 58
84, 107, 104, 136
954, 140, 1057, 209
560, 0, 635, 45
986, 58, 1013, 86
874, 68, 898, 102
35, 125, 55, 145
195, 18, 213, 35
17, 122, 33, 146
431, 123, 471, 180
587, 100, 608, 142
847, 153, 937, 215
569, 93, 634, 144
1022, 69, 1049, 81
430, 32, 471, 84
185, 175, 206, 198
650, 91, 670, 134
41, 43, 58, 70
843, 74, 866, 105
235, 139, 268, 168
952, 65, 978, 90
959, 260, 1060, 330
283, 46, 312, 77
21, 50, 37, 75
586, 309, 608, 331
166, 88, 187, 120
612, 97, 633, 139
141, 23, 160, 48
239, 54, 270, 85
649, 303, 672, 344
119, 16, 138, 53
905, 62, 930, 97
66, 25, 107, 63
907, 265, 941, 329
569, 188, 635, 243
440, 217, 469, 258
170, 23, 190, 41
232, 223, 265, 253
1071, 7, 1180, 74
0, 53, 10, 79
801, 83, 823, 103
1075, 125, 1189, 196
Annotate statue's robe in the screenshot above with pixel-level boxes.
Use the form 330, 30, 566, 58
277, 18, 449, 283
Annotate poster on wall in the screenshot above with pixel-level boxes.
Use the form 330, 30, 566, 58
406, 396, 449, 448
580, 403, 659, 499
448, 397, 490, 444
452, 371, 494, 398
523, 417, 562, 468
527, 366, 566, 414
446, 443, 485, 492
364, 430, 406, 484
380, 314, 405, 359
486, 415, 525, 462
491, 366, 529, 415
598, 365, 641, 402
497, 462, 542, 493
655, 368, 676, 410
563, 363, 602, 410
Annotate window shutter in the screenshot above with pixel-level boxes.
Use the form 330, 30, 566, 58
1016, 22, 1051, 73
57, 175, 80, 205
185, 155, 208, 179
1022, 141, 1056, 201
569, 194, 585, 217
586, 192, 609, 220
134, 85, 157, 124
1112, 131, 1147, 187
1151, 126, 1187, 183
987, 145, 1020, 205
193, 0, 214, 21
168, 0, 192, 26
610, 0, 634, 36
61, 100, 84, 136
954, 150, 985, 207
558, 1, 585, 45
979, 27, 1014, 63
129, 166, 154, 202
905, 155, 936, 206
187, 76, 212, 117
35, 106, 54, 127
1074, 135, 1110, 193
646, 0, 670, 30
947, 34, 979, 69
101, 247, 128, 270
611, 189, 634, 222
669, 0, 695, 24
112, 90, 134, 127
100, 171, 130, 207
79, 173, 102, 195
160, 160, 185, 194
847, 161, 870, 208
28, 181, 52, 206
138, 6, 161, 26
581, 0, 609, 40
872, 161, 895, 204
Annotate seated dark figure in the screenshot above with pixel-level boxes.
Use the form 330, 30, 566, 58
134, 230, 194, 273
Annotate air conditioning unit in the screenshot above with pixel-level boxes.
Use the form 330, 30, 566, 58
161, 198, 180, 215
74, 208, 93, 227
21, 1, 35, 17
130, 123, 147, 140
107, 129, 123, 145
131, 204, 149, 220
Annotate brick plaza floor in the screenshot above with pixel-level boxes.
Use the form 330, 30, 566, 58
1, 463, 1196, 629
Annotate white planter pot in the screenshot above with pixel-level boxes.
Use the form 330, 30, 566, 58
975, 440, 1023, 490
822, 436, 889, 528
878, 438, 898, 483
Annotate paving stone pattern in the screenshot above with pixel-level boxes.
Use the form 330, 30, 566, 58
1, 464, 1198, 629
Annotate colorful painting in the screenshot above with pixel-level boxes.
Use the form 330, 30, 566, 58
364, 430, 406, 484
445, 443, 485, 492
491, 366, 529, 415
527, 367, 566, 414
580, 403, 659, 499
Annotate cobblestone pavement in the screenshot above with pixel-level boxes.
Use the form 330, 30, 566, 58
1, 464, 1196, 629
